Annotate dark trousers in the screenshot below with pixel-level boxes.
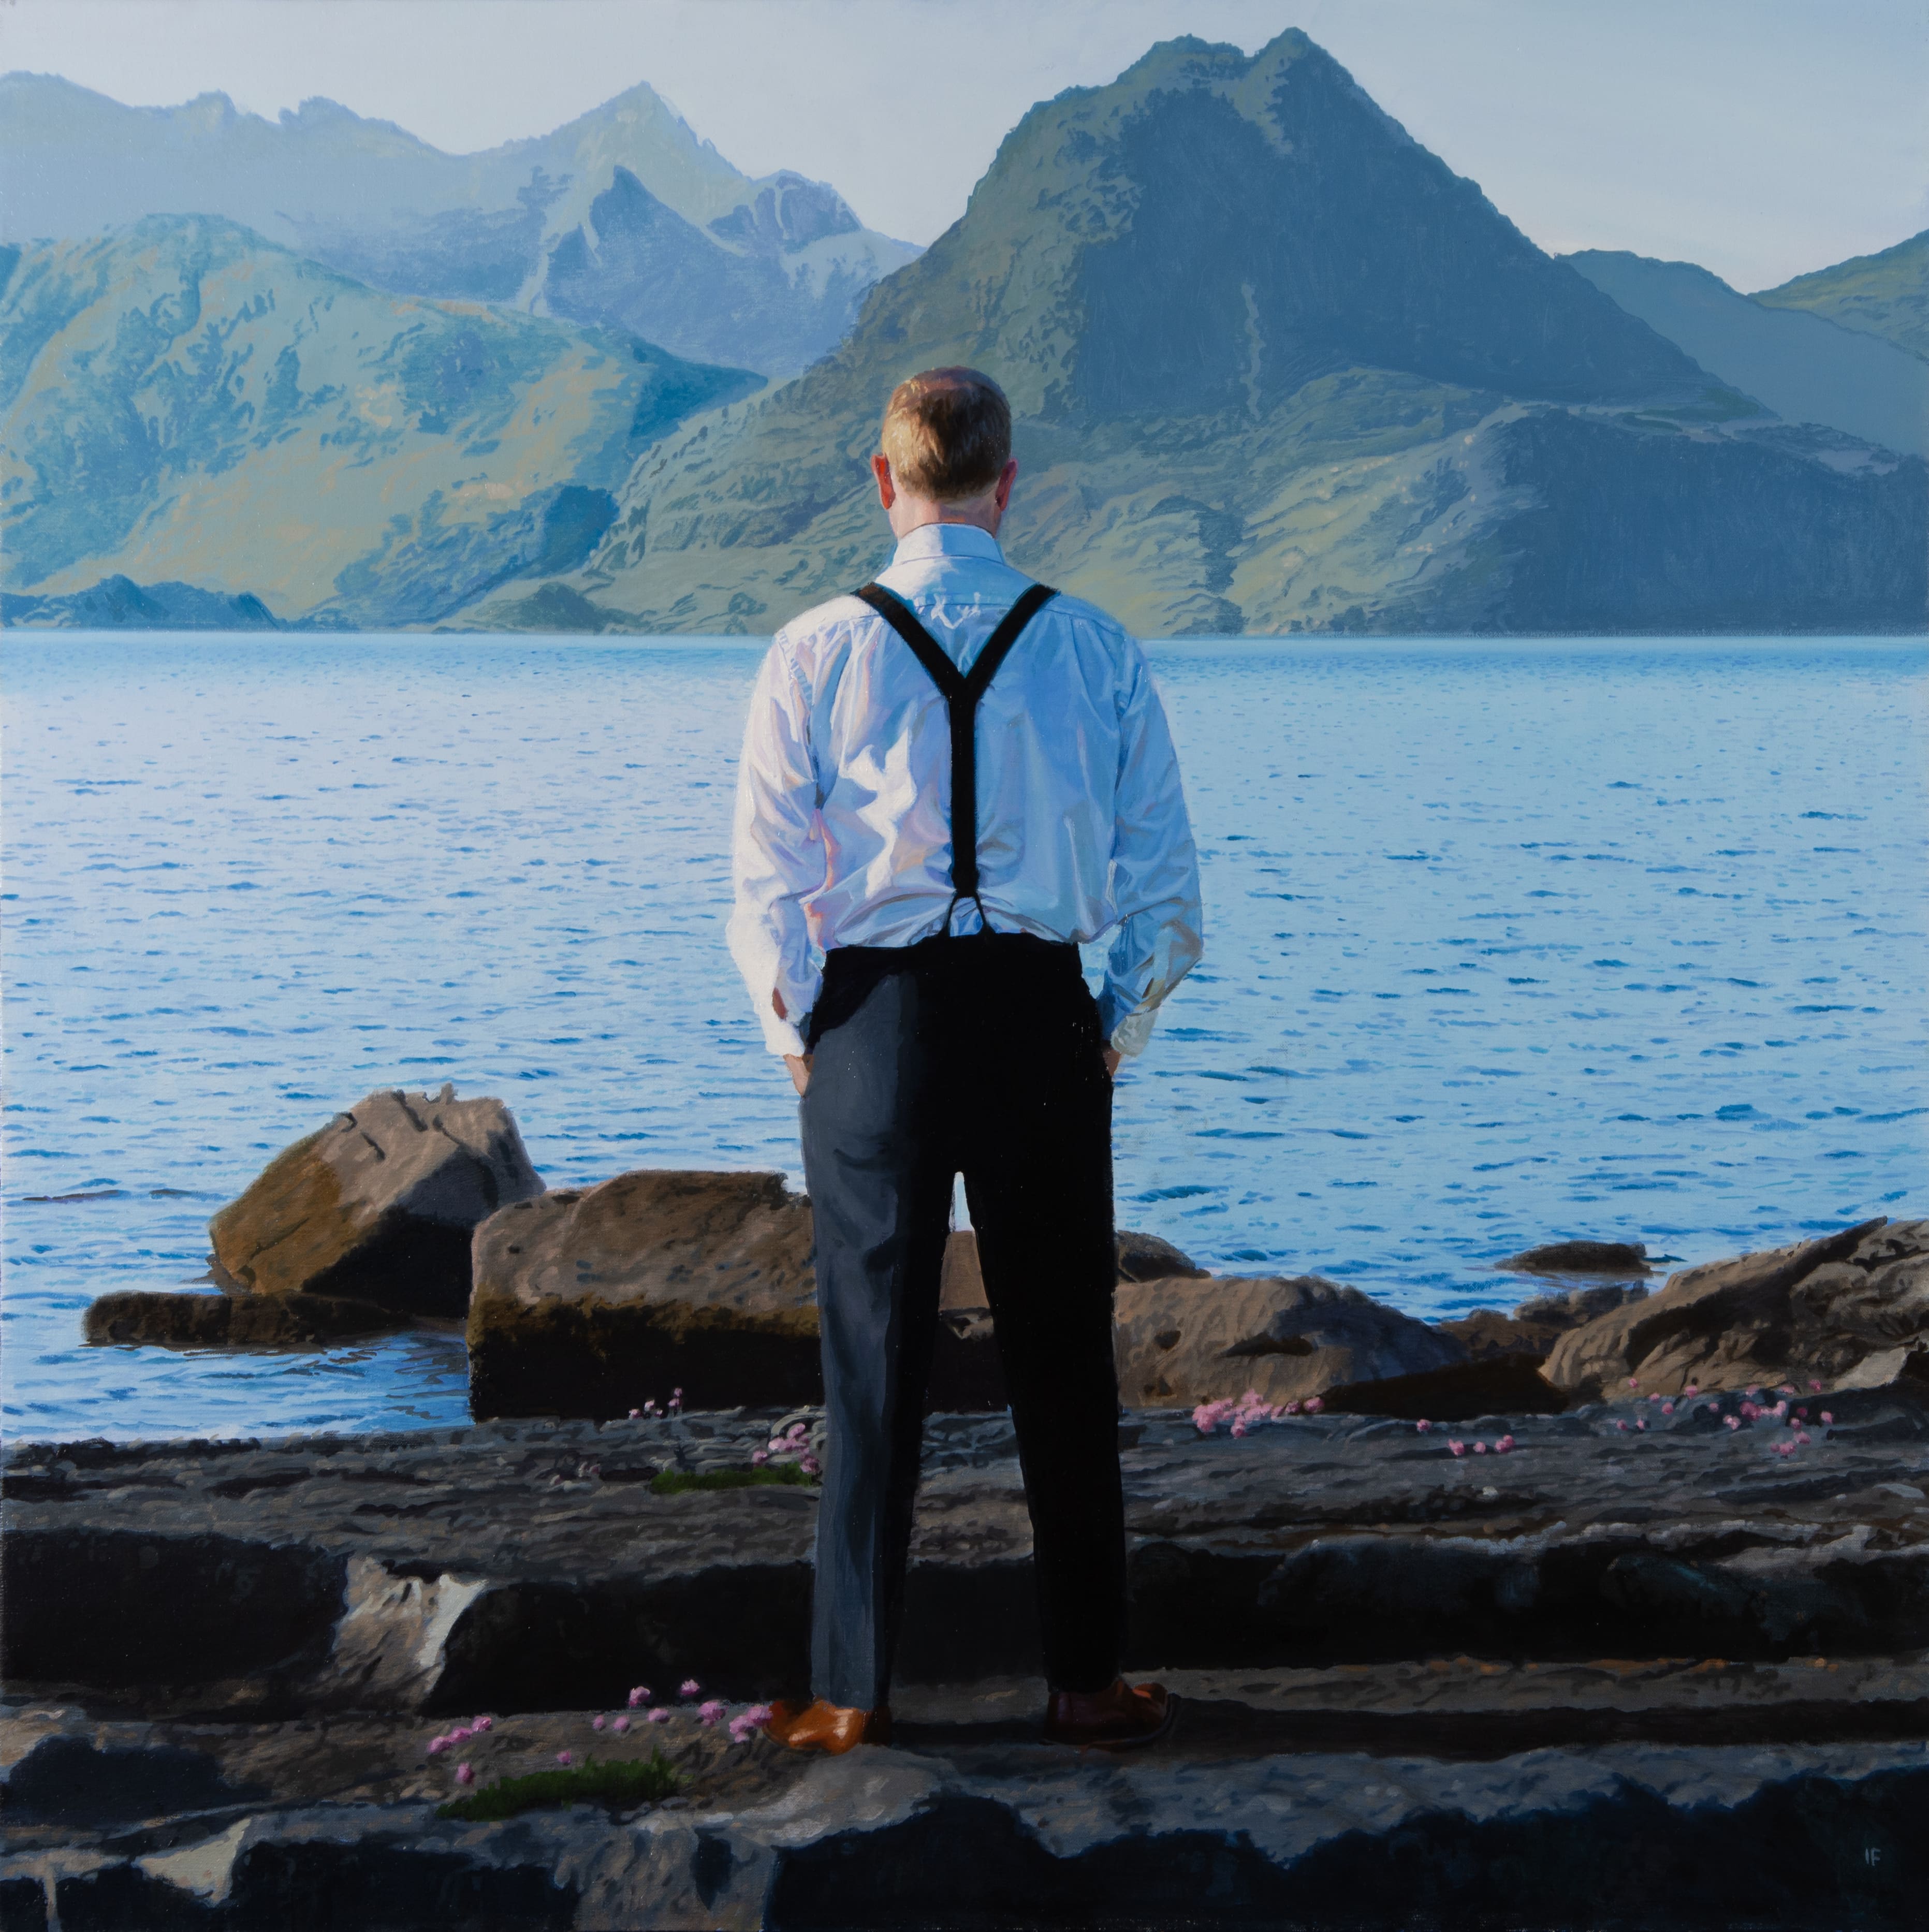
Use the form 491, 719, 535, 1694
799, 932, 1126, 1709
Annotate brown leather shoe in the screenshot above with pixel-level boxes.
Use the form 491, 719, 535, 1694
1042, 1678, 1176, 1750
761, 1697, 893, 1754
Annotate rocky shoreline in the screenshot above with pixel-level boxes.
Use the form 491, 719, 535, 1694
12, 1087, 1928, 1927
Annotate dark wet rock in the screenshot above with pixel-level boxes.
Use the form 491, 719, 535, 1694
83, 1291, 406, 1350
1113, 1274, 1465, 1408
466, 1169, 822, 1421
1499, 1238, 1653, 1276
210, 1086, 543, 1321
1318, 1352, 1566, 1420
1545, 1217, 1925, 1399
1439, 1281, 1649, 1361
1113, 1231, 1208, 1283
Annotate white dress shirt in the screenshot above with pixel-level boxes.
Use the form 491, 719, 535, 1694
728, 522, 1203, 1060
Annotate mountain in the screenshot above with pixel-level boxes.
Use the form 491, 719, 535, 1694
1754, 231, 1929, 363
467, 32, 1924, 637
1566, 251, 1929, 458
0, 217, 761, 627
0, 74, 920, 375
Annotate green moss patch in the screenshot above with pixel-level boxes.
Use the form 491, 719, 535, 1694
437, 1751, 682, 1821
650, 1462, 814, 1496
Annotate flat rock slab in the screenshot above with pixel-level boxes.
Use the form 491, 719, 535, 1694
6, 1388, 1929, 1720
3, 1699, 1925, 1930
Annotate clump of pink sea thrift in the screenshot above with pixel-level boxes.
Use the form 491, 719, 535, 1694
455, 1762, 474, 1785
669, 1387, 684, 1414
1725, 1416, 1742, 1431
1634, 1419, 1646, 1431
612, 1715, 630, 1734
1473, 1440, 1488, 1455
1821, 1411, 1834, 1425
1192, 1389, 1288, 1437
680, 1678, 702, 1698
629, 1408, 640, 1419
592, 1715, 605, 1730
646, 1708, 670, 1724
557, 1750, 573, 1766
1448, 1440, 1466, 1457
1627, 1378, 1640, 1390
628, 1686, 650, 1707
698, 1699, 727, 1725
1809, 1378, 1823, 1393
752, 1450, 769, 1466
1495, 1434, 1516, 1455
1661, 1402, 1675, 1416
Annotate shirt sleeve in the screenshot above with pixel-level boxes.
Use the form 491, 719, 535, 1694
727, 632, 825, 1058
1098, 637, 1203, 1055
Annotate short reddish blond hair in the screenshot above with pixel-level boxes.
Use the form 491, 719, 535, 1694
879, 367, 1012, 500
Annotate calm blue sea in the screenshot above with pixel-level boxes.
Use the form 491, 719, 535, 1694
5, 634, 1924, 1441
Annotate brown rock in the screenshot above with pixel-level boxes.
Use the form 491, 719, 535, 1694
1543, 1218, 1892, 1399
467, 1169, 820, 1420
1113, 1274, 1466, 1409
1498, 1239, 1652, 1277
210, 1086, 543, 1320
84, 1291, 405, 1349
1439, 1282, 1649, 1362
1115, 1231, 1208, 1283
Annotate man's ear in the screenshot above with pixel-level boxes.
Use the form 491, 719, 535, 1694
872, 453, 896, 509
992, 458, 1018, 511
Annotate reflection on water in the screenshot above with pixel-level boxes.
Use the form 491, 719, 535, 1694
5, 633, 1924, 1438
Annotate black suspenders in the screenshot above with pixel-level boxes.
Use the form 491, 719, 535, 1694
852, 578, 1058, 928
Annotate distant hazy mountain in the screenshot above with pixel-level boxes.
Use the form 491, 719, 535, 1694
1755, 231, 1929, 363
1567, 251, 1929, 458
468, 32, 1923, 638
0, 74, 919, 376
0, 217, 760, 626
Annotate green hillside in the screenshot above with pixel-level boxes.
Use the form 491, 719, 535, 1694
0, 217, 759, 627
1755, 231, 1929, 363
464, 32, 1922, 637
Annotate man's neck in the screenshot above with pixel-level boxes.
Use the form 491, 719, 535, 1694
887, 499, 1002, 541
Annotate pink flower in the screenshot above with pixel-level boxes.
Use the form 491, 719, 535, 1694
699, 1699, 726, 1724
1416, 1419, 1431, 1433
1746, 1386, 1761, 1399
455, 1762, 474, 1784
647, 1707, 670, 1724
629, 1408, 640, 1419
1725, 1416, 1741, 1430
592, 1715, 605, 1730
1661, 1403, 1674, 1416
800, 1455, 821, 1476
1779, 1384, 1797, 1396
473, 1716, 493, 1733
752, 1450, 769, 1465
680, 1678, 701, 1698
729, 1717, 756, 1743
1282, 1400, 1300, 1416
1648, 1393, 1661, 1404
612, 1715, 630, 1734
1628, 1378, 1640, 1389
1634, 1419, 1646, 1431
1821, 1411, 1833, 1425
1448, 1441, 1466, 1457
1614, 1420, 1628, 1432
1304, 1396, 1323, 1413
427, 1735, 448, 1755
1473, 1441, 1487, 1454
1775, 1441, 1795, 1458
1706, 1402, 1721, 1414
447, 1725, 472, 1743
628, 1686, 650, 1707
1684, 1384, 1700, 1397
1809, 1379, 1823, 1392
1230, 1422, 1247, 1438
1795, 1432, 1811, 1445
746, 1703, 773, 1724
557, 1750, 573, 1766
1795, 1408, 1807, 1421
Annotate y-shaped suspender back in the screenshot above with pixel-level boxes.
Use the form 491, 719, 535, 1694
853, 578, 1058, 930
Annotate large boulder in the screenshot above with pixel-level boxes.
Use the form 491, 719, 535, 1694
1113, 1274, 1466, 1409
467, 1169, 820, 1420
207, 1086, 544, 1321
1543, 1217, 1925, 1399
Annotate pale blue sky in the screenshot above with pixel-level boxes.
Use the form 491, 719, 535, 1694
3, 0, 1923, 290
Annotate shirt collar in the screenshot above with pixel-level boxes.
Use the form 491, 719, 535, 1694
889, 521, 1006, 567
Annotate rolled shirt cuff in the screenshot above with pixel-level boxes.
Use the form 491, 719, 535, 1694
759, 1008, 810, 1058
1108, 1005, 1158, 1058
